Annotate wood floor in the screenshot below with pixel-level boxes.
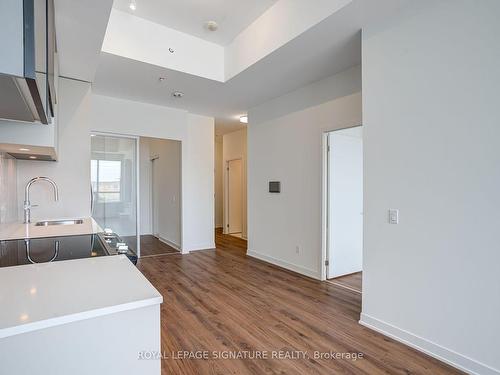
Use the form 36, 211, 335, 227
136, 231, 462, 375
139, 235, 180, 257
328, 272, 362, 293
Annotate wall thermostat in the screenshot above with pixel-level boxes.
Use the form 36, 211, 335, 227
269, 181, 281, 193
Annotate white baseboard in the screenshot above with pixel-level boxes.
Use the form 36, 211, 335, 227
187, 243, 216, 253
247, 249, 321, 280
359, 313, 499, 375
157, 236, 181, 252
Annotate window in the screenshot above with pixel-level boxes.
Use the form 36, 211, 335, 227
91, 159, 122, 203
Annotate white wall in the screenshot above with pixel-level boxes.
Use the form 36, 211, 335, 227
214, 135, 223, 228
139, 137, 152, 235
0, 153, 18, 223
248, 67, 362, 279
222, 128, 247, 238
361, 1, 500, 374
16, 77, 214, 253
183, 114, 215, 251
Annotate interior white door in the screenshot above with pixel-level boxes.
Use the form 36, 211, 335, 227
228, 159, 243, 234
328, 130, 363, 278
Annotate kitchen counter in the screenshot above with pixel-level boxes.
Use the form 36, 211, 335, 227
0, 217, 101, 241
0, 255, 163, 374
0, 254, 162, 339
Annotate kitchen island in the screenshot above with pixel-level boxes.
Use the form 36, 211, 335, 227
0, 254, 162, 374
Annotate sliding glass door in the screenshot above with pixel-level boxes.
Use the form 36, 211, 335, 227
91, 134, 138, 254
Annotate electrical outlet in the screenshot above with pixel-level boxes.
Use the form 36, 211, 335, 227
388, 209, 399, 224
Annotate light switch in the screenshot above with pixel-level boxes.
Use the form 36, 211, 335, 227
388, 209, 399, 224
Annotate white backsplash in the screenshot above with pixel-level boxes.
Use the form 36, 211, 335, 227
0, 153, 18, 223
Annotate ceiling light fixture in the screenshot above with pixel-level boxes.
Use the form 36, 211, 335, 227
129, 0, 137, 11
172, 91, 184, 98
240, 115, 248, 124
205, 21, 218, 32
158, 77, 167, 82
19, 148, 30, 151
29, 156, 37, 159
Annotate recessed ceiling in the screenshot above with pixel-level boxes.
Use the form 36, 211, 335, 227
94, 1, 362, 133
112, 0, 278, 45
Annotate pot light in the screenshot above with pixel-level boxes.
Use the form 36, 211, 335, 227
19, 148, 30, 151
172, 91, 184, 98
29, 156, 37, 159
129, 0, 136, 11
240, 115, 248, 124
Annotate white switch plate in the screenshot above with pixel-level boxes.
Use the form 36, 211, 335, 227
388, 209, 399, 224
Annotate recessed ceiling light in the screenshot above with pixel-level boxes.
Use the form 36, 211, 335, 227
172, 91, 184, 98
19, 148, 30, 151
205, 21, 218, 32
29, 156, 37, 159
90, 134, 96, 137
240, 115, 248, 124
129, 0, 136, 11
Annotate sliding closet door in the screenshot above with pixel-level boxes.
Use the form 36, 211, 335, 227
91, 134, 138, 252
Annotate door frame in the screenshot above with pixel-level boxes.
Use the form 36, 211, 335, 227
224, 157, 243, 235
90, 131, 141, 258
321, 125, 363, 281
150, 155, 159, 239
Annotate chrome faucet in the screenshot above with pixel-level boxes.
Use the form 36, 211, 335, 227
24, 177, 59, 224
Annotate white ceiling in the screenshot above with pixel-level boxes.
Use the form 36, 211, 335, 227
55, 0, 416, 135
93, 1, 362, 134
112, 0, 278, 46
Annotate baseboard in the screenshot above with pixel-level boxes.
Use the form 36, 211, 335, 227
247, 250, 321, 280
187, 243, 216, 252
359, 313, 499, 375
157, 236, 181, 252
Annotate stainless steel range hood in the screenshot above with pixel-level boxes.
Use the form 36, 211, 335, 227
0, 73, 47, 123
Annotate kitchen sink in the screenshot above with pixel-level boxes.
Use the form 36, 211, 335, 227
35, 219, 84, 226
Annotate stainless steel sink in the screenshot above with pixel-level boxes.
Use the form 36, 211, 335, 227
34, 219, 84, 226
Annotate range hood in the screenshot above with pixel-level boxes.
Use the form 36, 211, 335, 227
0, 0, 56, 125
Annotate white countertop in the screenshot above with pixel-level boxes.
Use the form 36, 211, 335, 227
0, 217, 102, 241
0, 255, 163, 338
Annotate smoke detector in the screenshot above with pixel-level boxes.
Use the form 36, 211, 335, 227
172, 91, 184, 98
205, 21, 218, 32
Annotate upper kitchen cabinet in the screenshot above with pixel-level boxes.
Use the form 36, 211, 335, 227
0, 0, 59, 161
0, 0, 57, 125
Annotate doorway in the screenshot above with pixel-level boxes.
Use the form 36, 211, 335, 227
140, 137, 181, 257
325, 126, 363, 293
227, 158, 243, 237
